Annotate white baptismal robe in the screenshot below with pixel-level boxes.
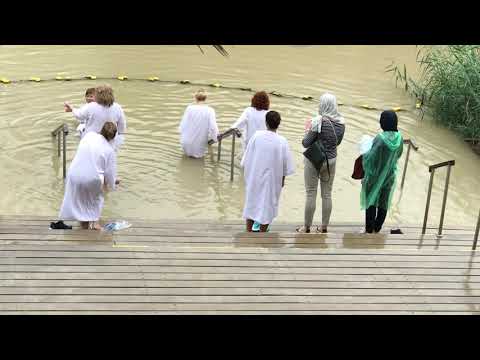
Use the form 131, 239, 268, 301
179, 104, 219, 158
72, 102, 127, 150
59, 132, 117, 222
231, 107, 268, 151
241, 130, 295, 225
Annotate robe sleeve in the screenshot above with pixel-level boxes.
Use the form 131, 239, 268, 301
283, 141, 295, 177
117, 105, 127, 134
179, 106, 190, 133
72, 104, 90, 123
240, 134, 255, 168
231, 108, 248, 130
208, 108, 219, 143
104, 150, 117, 191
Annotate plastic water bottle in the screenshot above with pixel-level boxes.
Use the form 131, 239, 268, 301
103, 220, 131, 232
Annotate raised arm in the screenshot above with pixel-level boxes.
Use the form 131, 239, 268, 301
208, 109, 219, 143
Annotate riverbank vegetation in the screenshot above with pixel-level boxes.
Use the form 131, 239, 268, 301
387, 45, 480, 152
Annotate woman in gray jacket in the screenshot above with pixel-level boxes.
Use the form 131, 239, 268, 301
297, 93, 345, 233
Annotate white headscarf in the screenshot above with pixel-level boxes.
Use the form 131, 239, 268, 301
311, 93, 345, 133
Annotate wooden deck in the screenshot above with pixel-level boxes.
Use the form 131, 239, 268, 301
0, 215, 479, 314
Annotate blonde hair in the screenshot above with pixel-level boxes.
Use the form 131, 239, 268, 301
195, 89, 207, 102
95, 85, 115, 107
100, 121, 117, 141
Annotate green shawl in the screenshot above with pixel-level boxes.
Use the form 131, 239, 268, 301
360, 131, 403, 210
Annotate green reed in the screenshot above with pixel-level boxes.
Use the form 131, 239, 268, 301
387, 45, 480, 140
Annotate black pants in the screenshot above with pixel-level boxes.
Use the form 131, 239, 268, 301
366, 206, 387, 233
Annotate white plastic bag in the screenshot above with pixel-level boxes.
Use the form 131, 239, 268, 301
358, 135, 373, 155
103, 220, 132, 232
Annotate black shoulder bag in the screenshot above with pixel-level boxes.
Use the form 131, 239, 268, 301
303, 118, 337, 179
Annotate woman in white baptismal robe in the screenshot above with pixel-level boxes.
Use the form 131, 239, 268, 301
179, 89, 219, 158
64, 85, 127, 151
59, 122, 118, 230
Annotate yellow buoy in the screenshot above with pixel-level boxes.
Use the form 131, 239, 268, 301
180, 80, 190, 84
416, 102, 422, 109
0, 78, 11, 84
55, 76, 63, 81
392, 107, 402, 112
65, 76, 72, 81
29, 77, 41, 82
148, 77, 159, 81
117, 76, 128, 81
338, 102, 344, 106
85, 75, 97, 80
361, 104, 373, 109
210, 83, 221, 88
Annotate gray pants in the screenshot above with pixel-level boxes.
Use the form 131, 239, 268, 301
304, 157, 336, 227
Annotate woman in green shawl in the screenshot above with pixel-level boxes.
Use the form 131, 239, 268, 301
361, 111, 403, 233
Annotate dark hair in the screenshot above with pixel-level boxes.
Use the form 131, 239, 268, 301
251, 91, 270, 111
380, 110, 398, 132
85, 88, 96, 97
101, 121, 117, 141
265, 110, 281, 130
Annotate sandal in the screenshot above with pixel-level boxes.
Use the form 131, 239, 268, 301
296, 226, 311, 233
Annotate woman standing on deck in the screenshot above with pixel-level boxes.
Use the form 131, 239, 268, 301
296, 93, 345, 234
59, 122, 118, 230
361, 110, 403, 233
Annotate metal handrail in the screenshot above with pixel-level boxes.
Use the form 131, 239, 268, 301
421, 160, 455, 235
400, 138, 419, 189
52, 123, 69, 179
216, 128, 242, 181
472, 208, 480, 250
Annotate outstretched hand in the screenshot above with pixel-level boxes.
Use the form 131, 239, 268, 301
64, 102, 73, 112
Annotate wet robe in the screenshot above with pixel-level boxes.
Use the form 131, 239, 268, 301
241, 130, 295, 224
361, 131, 403, 211
179, 104, 219, 158
231, 107, 268, 152
59, 132, 117, 222
72, 102, 127, 150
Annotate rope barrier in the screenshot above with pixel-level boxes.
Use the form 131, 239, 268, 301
0, 75, 416, 113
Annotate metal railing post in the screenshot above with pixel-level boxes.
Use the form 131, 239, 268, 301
422, 169, 435, 235
57, 131, 61, 157
230, 134, 236, 181
217, 139, 222, 162
62, 125, 67, 179
401, 142, 412, 189
473, 208, 480, 250
438, 164, 452, 235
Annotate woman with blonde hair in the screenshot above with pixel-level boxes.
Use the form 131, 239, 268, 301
179, 89, 219, 158
59, 122, 119, 230
64, 84, 127, 150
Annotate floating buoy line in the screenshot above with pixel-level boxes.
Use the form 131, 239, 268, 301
0, 75, 423, 112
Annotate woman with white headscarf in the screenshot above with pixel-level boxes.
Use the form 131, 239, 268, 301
296, 93, 345, 233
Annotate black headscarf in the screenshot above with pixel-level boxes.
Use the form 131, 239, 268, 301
380, 110, 398, 132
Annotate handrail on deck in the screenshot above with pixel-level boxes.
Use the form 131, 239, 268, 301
216, 128, 242, 181
422, 160, 455, 236
51, 123, 69, 179
400, 138, 419, 189
472, 208, 480, 250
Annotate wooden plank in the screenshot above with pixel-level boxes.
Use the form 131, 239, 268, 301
3, 303, 480, 311
0, 295, 480, 304
8, 251, 480, 263
2, 265, 480, 276
5, 257, 480, 270
3, 272, 480, 284
3, 286, 480, 296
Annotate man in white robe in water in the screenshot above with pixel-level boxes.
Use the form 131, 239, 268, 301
241, 110, 295, 232
179, 89, 219, 158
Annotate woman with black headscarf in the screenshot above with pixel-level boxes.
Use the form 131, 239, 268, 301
361, 111, 403, 233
